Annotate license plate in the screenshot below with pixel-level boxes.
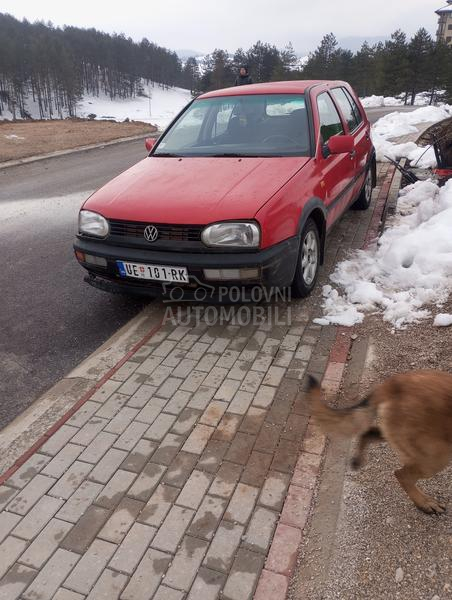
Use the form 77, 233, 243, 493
117, 261, 189, 283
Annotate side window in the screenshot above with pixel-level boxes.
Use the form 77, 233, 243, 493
317, 92, 344, 143
344, 89, 363, 128
331, 87, 360, 131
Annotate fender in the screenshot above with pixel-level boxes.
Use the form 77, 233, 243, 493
296, 197, 327, 265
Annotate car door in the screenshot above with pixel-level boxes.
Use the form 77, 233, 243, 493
313, 90, 355, 229
331, 86, 372, 198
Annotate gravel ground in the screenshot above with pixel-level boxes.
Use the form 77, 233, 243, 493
0, 119, 155, 161
290, 297, 452, 600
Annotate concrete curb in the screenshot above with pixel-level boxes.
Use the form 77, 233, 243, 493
254, 163, 397, 600
0, 131, 159, 170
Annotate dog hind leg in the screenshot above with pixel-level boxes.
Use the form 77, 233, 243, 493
394, 463, 447, 515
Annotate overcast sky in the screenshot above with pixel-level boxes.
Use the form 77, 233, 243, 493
1, 0, 441, 55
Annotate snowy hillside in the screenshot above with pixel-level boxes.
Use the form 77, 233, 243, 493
0, 83, 192, 130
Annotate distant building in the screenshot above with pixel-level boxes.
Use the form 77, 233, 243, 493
436, 0, 452, 45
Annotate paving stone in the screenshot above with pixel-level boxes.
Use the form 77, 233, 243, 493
0, 536, 28, 579
239, 407, 266, 437
0, 512, 21, 544
271, 439, 299, 474
0, 486, 18, 511
280, 485, 313, 529
184, 340, 210, 358
43, 444, 85, 478
127, 462, 166, 502
0, 563, 37, 600
154, 586, 184, 600
265, 523, 301, 576
254, 423, 281, 455
155, 376, 183, 399
132, 355, 163, 376
163, 452, 198, 488
172, 358, 198, 378
176, 470, 213, 509
109, 522, 156, 575
91, 378, 122, 403
117, 372, 149, 397
253, 385, 277, 409
6, 454, 51, 489
96, 470, 137, 509
225, 432, 255, 466
151, 433, 185, 466
240, 370, 265, 393
40, 425, 79, 456
127, 383, 157, 408
202, 366, 229, 389
216, 349, 240, 369
195, 353, 219, 373
262, 366, 286, 387
164, 535, 209, 591
47, 461, 92, 500
274, 349, 295, 367
302, 422, 326, 455
110, 360, 141, 382
53, 588, 86, 600
7, 474, 55, 515
182, 424, 214, 454
71, 416, 108, 452
104, 407, 139, 435
251, 355, 273, 373
187, 566, 226, 600
135, 397, 167, 425
20, 518, 72, 569
227, 360, 250, 381
209, 462, 242, 499
67, 401, 99, 427
291, 450, 322, 489
212, 378, 240, 403
146, 364, 174, 388
84, 568, 128, 599
241, 451, 272, 487
222, 547, 265, 600
114, 421, 149, 451
243, 507, 278, 554
151, 505, 194, 553
94, 394, 129, 420
180, 370, 207, 392
121, 548, 171, 600
187, 495, 227, 540
163, 390, 192, 415
171, 408, 200, 436
12, 494, 63, 540
99, 496, 144, 544
197, 439, 228, 474
120, 439, 157, 473
204, 521, 244, 573
224, 483, 259, 525
209, 338, 231, 354
89, 449, 128, 485
200, 401, 228, 427
187, 385, 216, 410
258, 470, 291, 511
253, 569, 288, 600
138, 484, 179, 528
295, 344, 314, 361
281, 412, 309, 442
79, 432, 117, 463
213, 413, 242, 442
60, 505, 111, 553
65, 539, 117, 595
143, 413, 177, 442
22, 548, 80, 600
228, 390, 254, 415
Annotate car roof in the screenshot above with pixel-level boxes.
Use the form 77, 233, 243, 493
198, 80, 350, 99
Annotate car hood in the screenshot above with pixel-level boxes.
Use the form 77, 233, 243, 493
83, 155, 311, 223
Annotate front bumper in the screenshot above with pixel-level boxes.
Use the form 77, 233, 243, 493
73, 236, 300, 301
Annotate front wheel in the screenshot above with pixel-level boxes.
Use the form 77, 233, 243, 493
292, 218, 320, 298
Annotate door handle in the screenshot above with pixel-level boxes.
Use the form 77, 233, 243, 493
350, 150, 356, 159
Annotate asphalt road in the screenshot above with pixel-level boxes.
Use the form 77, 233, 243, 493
0, 107, 414, 431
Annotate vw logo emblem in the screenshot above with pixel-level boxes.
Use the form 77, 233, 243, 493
144, 225, 158, 242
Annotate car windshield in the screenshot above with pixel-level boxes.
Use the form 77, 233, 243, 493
153, 94, 311, 158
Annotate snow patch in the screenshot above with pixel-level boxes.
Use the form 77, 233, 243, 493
316, 179, 452, 329
433, 313, 452, 327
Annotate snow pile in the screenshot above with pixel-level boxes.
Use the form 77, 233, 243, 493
433, 313, 452, 327
372, 104, 452, 168
0, 82, 192, 130
314, 179, 452, 329
360, 92, 437, 108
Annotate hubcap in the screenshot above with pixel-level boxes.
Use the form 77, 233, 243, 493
301, 230, 318, 286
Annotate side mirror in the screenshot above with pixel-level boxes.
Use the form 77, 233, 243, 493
327, 135, 355, 156
145, 137, 156, 152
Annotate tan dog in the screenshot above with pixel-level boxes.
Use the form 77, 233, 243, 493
308, 370, 452, 514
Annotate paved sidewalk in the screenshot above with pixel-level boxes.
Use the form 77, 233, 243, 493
0, 164, 394, 600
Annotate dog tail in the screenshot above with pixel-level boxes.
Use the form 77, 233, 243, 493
307, 375, 375, 437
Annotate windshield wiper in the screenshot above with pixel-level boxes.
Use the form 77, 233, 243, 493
152, 152, 182, 157
211, 153, 261, 158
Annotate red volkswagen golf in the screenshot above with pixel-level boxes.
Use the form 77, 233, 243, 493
74, 80, 375, 301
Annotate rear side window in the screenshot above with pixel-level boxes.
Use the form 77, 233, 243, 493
317, 92, 344, 143
331, 87, 363, 131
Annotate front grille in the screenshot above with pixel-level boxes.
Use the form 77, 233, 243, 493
108, 220, 203, 242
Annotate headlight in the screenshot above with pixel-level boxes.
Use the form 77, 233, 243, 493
201, 222, 260, 248
79, 210, 109, 238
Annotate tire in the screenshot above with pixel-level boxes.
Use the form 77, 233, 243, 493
352, 165, 373, 210
292, 218, 321, 298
